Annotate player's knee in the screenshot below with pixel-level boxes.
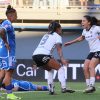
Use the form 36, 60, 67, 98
2, 78, 11, 86
89, 66, 95, 71
83, 66, 89, 72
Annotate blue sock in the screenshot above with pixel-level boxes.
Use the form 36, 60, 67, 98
0, 78, 3, 88
0, 81, 2, 88
42, 86, 49, 91
5, 84, 13, 94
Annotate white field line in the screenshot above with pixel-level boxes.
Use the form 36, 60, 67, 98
2, 91, 47, 94
1, 86, 100, 95
1, 90, 83, 95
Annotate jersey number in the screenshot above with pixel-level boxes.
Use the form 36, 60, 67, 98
40, 35, 49, 45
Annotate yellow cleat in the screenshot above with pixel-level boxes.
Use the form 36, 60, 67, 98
7, 93, 21, 100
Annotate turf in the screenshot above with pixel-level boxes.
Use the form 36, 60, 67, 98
1, 82, 100, 100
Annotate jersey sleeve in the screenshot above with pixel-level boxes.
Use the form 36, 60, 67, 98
96, 26, 100, 34
82, 29, 86, 36
12, 80, 20, 88
55, 34, 62, 44
13, 82, 19, 88
1, 20, 12, 32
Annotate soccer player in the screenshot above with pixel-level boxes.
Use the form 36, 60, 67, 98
0, 5, 21, 99
47, 63, 75, 93
12, 79, 48, 91
57, 61, 75, 93
64, 15, 100, 93
1, 79, 48, 91
32, 21, 75, 95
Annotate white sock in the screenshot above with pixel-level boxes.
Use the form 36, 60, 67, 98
47, 69, 54, 89
58, 66, 66, 89
86, 79, 90, 87
90, 77, 95, 86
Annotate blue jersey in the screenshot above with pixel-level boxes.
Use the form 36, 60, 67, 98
0, 20, 16, 70
0, 19, 16, 57
11, 79, 37, 91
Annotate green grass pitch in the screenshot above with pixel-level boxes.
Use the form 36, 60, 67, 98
1, 82, 100, 100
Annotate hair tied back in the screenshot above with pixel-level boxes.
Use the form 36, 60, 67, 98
7, 5, 12, 10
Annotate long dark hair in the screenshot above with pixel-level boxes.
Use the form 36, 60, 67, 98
48, 21, 61, 34
84, 15, 98, 26
6, 5, 16, 15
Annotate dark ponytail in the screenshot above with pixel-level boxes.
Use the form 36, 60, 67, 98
91, 16, 98, 26
48, 21, 61, 34
6, 5, 16, 15
7, 5, 12, 10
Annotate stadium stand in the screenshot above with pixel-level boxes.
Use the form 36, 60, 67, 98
0, 0, 100, 31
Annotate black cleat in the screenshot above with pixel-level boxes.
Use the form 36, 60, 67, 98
49, 84, 55, 95
83, 86, 96, 93
49, 91, 55, 95
61, 88, 75, 93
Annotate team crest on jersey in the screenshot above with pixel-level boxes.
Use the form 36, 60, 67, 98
4, 24, 9, 28
4, 24, 11, 29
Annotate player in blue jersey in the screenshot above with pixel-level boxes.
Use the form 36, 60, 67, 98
0, 5, 21, 100
0, 79, 48, 92
11, 79, 48, 91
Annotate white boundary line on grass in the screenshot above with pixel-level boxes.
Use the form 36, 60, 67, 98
2, 86, 100, 95
2, 91, 47, 94
2, 90, 83, 95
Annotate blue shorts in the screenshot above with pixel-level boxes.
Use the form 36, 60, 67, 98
0, 56, 16, 70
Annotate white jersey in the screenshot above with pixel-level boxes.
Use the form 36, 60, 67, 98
82, 25, 100, 52
33, 32, 62, 55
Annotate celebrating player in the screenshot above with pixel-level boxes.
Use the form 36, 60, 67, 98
32, 21, 75, 95
64, 15, 100, 93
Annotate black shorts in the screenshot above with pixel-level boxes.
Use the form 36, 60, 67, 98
87, 51, 100, 60
32, 54, 52, 67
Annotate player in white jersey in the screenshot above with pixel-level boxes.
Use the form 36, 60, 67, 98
64, 15, 100, 93
32, 21, 75, 95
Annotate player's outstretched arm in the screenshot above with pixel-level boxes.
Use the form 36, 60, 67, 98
56, 43, 68, 66
64, 35, 85, 46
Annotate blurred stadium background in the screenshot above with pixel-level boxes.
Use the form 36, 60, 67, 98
0, 0, 100, 83
0, 0, 100, 100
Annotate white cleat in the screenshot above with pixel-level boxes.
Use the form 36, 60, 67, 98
83, 86, 96, 93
